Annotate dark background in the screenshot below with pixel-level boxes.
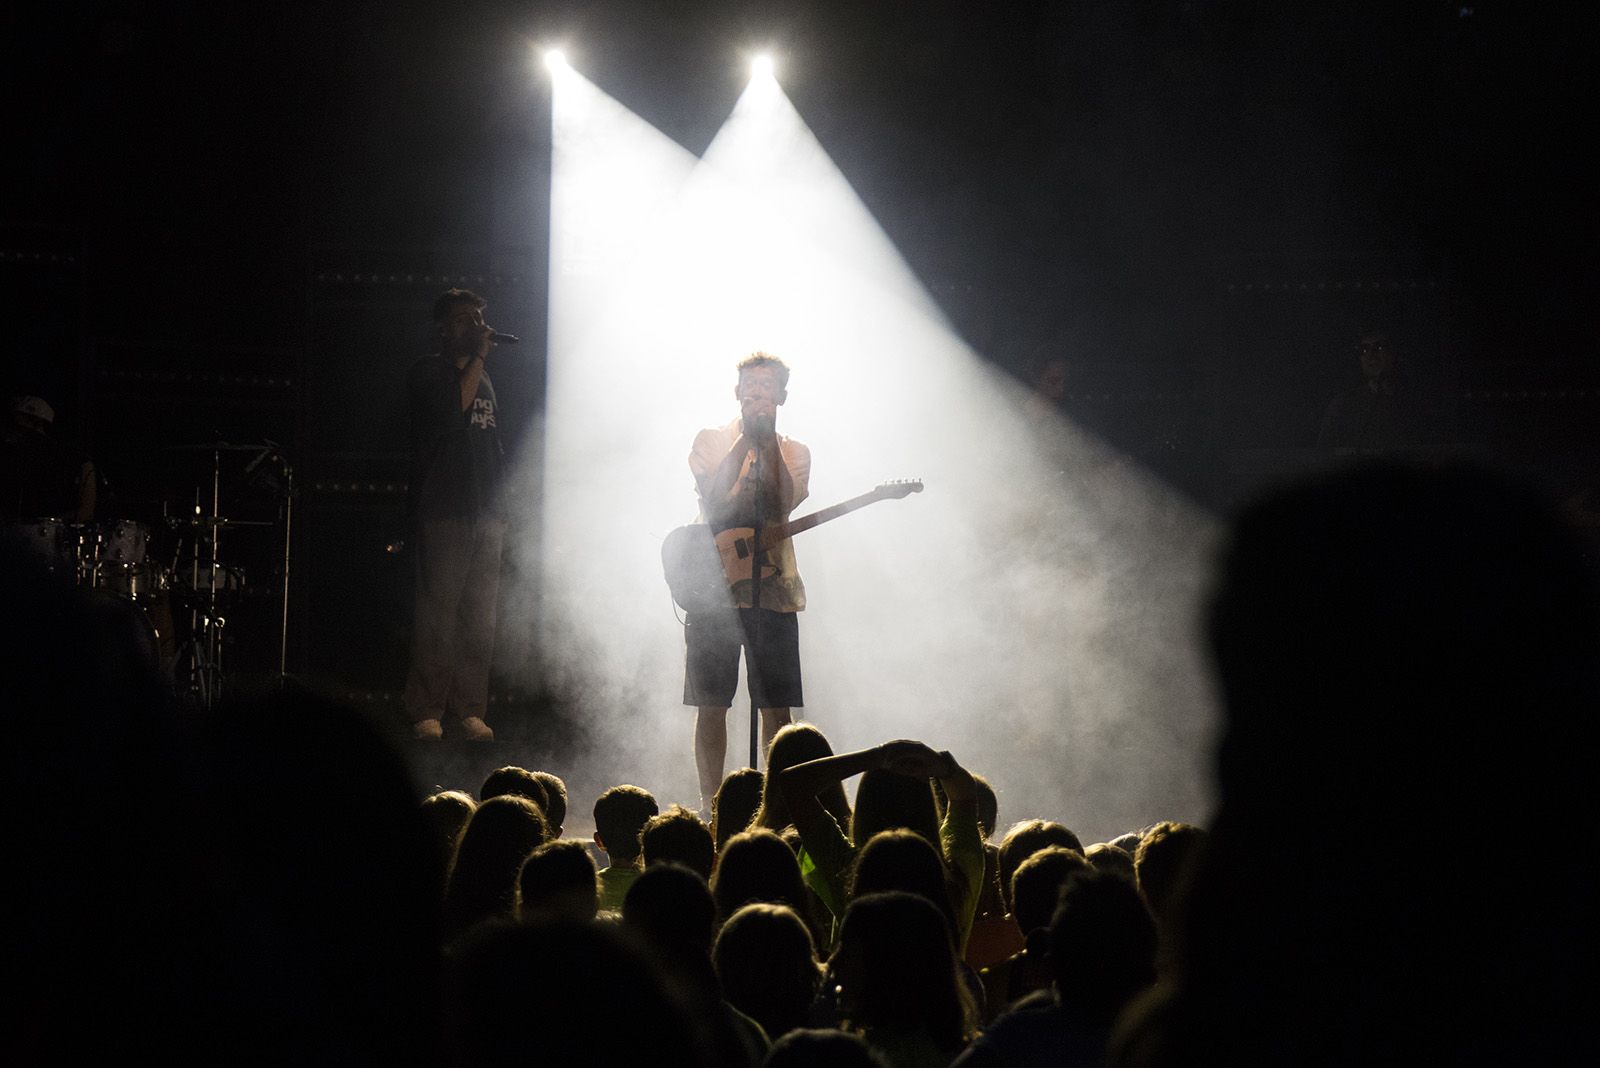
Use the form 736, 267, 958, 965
6, 1, 1596, 710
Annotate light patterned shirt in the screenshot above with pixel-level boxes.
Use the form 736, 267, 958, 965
688, 419, 811, 611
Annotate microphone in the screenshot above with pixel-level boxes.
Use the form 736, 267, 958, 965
743, 409, 775, 440
244, 440, 280, 476
488, 330, 520, 345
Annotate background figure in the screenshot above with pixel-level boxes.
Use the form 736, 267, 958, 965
1, 392, 96, 522
444, 919, 712, 1067
7, 540, 206, 1058
405, 288, 509, 742
193, 686, 445, 1062
766, 1029, 889, 1068
956, 868, 1157, 1067
1120, 461, 1600, 1063
1317, 329, 1422, 450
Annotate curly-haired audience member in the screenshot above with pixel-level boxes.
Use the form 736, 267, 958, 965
996, 820, 1083, 912
517, 839, 599, 922
479, 766, 549, 812
978, 846, 1092, 1022
529, 771, 568, 837
419, 789, 476, 893
955, 868, 1155, 1066
641, 804, 716, 882
592, 784, 658, 912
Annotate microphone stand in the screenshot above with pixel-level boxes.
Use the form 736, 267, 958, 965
277, 452, 294, 689
745, 438, 766, 770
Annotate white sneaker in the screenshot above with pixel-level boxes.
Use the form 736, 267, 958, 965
412, 718, 443, 741
460, 716, 494, 742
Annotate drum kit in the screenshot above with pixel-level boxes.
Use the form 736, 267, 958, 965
10, 439, 293, 709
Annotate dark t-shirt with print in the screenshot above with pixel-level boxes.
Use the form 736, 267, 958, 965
407, 354, 504, 521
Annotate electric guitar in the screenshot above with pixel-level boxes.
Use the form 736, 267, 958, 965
662, 480, 924, 613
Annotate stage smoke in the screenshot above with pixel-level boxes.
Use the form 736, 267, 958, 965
517, 64, 1219, 840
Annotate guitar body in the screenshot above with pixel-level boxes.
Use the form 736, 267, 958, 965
713, 527, 779, 587
661, 523, 735, 614
661, 480, 923, 614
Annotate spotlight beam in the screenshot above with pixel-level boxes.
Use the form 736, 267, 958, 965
533, 63, 1219, 832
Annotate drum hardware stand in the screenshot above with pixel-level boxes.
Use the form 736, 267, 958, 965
173, 441, 233, 710
178, 492, 227, 711
238, 440, 295, 690
159, 438, 294, 708
245, 442, 295, 689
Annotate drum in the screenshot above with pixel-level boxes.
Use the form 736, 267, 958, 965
175, 562, 249, 596
98, 519, 151, 566
100, 560, 170, 600
75, 586, 174, 681
93, 519, 172, 600
10, 518, 93, 583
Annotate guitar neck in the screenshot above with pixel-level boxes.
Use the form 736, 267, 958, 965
758, 490, 887, 553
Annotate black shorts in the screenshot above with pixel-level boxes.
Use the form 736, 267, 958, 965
683, 607, 803, 709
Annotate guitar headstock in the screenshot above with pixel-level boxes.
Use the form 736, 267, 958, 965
873, 478, 925, 500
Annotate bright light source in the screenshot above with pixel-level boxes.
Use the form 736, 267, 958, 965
544, 49, 569, 73
750, 54, 775, 80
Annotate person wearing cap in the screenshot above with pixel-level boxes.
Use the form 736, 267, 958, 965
2, 393, 96, 522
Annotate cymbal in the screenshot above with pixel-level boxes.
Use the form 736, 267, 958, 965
163, 441, 278, 453
165, 515, 275, 528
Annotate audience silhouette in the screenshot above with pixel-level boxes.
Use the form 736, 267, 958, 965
1117, 461, 1598, 1064
13, 457, 1591, 1064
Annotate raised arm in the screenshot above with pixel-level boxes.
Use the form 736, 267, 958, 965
781, 741, 937, 843
694, 430, 757, 527
933, 750, 976, 804
930, 750, 984, 948
457, 351, 487, 411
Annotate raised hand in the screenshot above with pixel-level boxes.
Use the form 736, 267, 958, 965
878, 739, 950, 778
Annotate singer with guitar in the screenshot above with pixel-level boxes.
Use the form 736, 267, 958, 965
685, 352, 811, 808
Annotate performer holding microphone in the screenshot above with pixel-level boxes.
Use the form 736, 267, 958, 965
684, 353, 811, 807
404, 288, 513, 741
